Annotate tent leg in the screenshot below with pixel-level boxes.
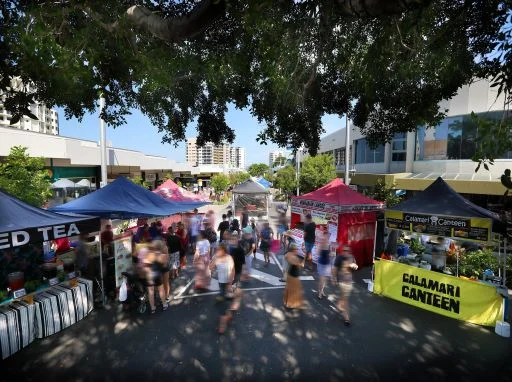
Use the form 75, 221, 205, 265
456, 250, 459, 278
98, 238, 105, 307
372, 219, 377, 282
504, 237, 507, 288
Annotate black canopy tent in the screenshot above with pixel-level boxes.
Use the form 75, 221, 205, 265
384, 177, 507, 283
231, 179, 270, 219
0, 189, 100, 250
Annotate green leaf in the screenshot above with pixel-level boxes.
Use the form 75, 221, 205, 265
475, 163, 481, 172
9, 114, 21, 125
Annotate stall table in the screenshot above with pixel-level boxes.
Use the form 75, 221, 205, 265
0, 278, 93, 359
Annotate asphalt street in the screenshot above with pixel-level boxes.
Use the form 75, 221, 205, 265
2, 203, 511, 381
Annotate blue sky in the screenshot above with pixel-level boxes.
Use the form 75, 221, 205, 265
57, 104, 345, 166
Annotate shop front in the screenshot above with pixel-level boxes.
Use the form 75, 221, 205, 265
374, 177, 508, 328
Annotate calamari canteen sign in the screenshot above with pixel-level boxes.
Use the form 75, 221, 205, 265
384, 210, 492, 243
373, 260, 504, 326
0, 220, 98, 250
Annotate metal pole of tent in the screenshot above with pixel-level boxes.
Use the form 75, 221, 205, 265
372, 218, 377, 282
504, 237, 507, 288
98, 235, 105, 306
456, 250, 459, 277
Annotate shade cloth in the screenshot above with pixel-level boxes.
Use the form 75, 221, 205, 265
51, 177, 198, 219
232, 179, 270, 194
153, 179, 210, 204
0, 189, 99, 249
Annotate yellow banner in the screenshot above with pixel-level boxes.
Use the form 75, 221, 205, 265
374, 260, 504, 327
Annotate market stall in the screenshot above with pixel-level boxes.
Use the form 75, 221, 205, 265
154, 179, 210, 203
375, 177, 507, 327
232, 179, 270, 219
0, 188, 99, 359
52, 176, 196, 289
291, 178, 383, 267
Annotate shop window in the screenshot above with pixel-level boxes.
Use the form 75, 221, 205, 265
391, 132, 407, 162
354, 139, 384, 164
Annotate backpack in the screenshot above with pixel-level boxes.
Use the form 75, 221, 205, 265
206, 228, 217, 243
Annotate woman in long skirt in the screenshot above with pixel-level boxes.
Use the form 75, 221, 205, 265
193, 231, 211, 290
283, 243, 305, 309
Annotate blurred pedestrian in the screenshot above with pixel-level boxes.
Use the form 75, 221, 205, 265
210, 243, 235, 334
190, 209, 202, 252
217, 214, 230, 243
277, 213, 289, 248
332, 245, 358, 326
176, 222, 188, 269
241, 206, 249, 229
194, 231, 211, 291
204, 221, 218, 259
316, 226, 332, 299
153, 240, 171, 304
166, 227, 182, 279
228, 232, 245, 289
304, 214, 316, 269
142, 244, 166, 314
241, 226, 256, 279
259, 222, 274, 266
283, 243, 305, 309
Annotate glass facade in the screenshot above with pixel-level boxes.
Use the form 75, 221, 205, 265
391, 132, 407, 162
416, 111, 511, 160
354, 139, 385, 164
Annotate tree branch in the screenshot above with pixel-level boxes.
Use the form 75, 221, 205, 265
335, 0, 431, 17
126, 0, 226, 43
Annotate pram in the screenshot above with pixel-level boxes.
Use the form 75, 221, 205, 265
121, 270, 148, 314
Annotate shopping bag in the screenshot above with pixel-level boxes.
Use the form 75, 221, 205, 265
118, 278, 128, 302
271, 240, 281, 253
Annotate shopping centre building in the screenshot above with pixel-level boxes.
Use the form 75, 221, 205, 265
318, 78, 511, 217
0, 126, 234, 190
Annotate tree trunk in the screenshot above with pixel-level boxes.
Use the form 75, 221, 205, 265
126, 0, 430, 43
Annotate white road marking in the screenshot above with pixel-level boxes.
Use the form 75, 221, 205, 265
175, 278, 194, 298
250, 269, 284, 286
253, 251, 278, 264
173, 285, 286, 300
270, 252, 284, 273
300, 276, 315, 281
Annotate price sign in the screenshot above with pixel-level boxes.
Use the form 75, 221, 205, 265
13, 288, 27, 299
67, 272, 76, 280
49, 277, 59, 286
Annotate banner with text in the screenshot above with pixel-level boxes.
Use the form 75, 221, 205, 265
385, 210, 492, 243
373, 260, 504, 327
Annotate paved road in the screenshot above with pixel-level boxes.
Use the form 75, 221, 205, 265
3, 253, 511, 381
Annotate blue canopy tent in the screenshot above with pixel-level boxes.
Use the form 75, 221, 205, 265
51, 177, 208, 302
51, 176, 207, 219
256, 177, 272, 189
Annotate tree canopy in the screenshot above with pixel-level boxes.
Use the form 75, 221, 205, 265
299, 154, 336, 194
248, 163, 270, 177
1, 1, 511, 155
273, 165, 297, 197
0, 146, 52, 207
210, 173, 230, 193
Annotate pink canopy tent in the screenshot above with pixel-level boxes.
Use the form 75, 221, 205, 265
153, 179, 210, 203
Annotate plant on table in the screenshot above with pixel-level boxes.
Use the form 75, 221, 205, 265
409, 237, 425, 256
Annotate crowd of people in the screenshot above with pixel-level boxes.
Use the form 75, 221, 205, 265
126, 208, 358, 331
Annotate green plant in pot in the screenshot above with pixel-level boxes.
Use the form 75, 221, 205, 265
409, 238, 425, 256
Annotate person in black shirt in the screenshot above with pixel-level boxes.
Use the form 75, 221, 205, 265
241, 206, 249, 229
228, 233, 245, 287
217, 214, 230, 243
303, 214, 316, 268
166, 227, 182, 278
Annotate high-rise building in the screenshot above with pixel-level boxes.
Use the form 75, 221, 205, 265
230, 147, 246, 169
0, 79, 59, 135
269, 151, 285, 169
186, 137, 232, 166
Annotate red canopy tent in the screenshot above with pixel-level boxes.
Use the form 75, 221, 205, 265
291, 178, 384, 267
153, 179, 210, 203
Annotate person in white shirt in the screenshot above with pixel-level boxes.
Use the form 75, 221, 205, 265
193, 231, 211, 291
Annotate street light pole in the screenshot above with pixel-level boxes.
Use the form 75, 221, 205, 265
99, 94, 108, 188
296, 148, 300, 196
344, 115, 350, 185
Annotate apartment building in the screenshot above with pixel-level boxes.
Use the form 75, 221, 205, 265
0, 79, 59, 135
318, 78, 511, 198
230, 146, 246, 169
269, 151, 285, 169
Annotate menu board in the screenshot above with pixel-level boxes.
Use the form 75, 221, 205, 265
113, 235, 133, 287
385, 210, 492, 243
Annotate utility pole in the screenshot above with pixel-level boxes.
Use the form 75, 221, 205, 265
344, 115, 350, 185
296, 148, 300, 196
99, 94, 108, 188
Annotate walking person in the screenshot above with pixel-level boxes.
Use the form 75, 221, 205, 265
316, 227, 332, 299
209, 244, 235, 334
217, 214, 230, 243
259, 222, 274, 266
190, 208, 202, 253
193, 231, 211, 291
241, 226, 256, 280
303, 214, 316, 270
241, 206, 249, 229
283, 243, 305, 309
277, 213, 289, 248
153, 240, 171, 307
142, 244, 167, 314
250, 218, 258, 258
166, 227, 182, 279
332, 245, 358, 326
228, 232, 245, 289
176, 222, 188, 269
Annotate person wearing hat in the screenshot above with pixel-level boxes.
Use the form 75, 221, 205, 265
241, 226, 256, 279
332, 244, 358, 326
283, 242, 305, 309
